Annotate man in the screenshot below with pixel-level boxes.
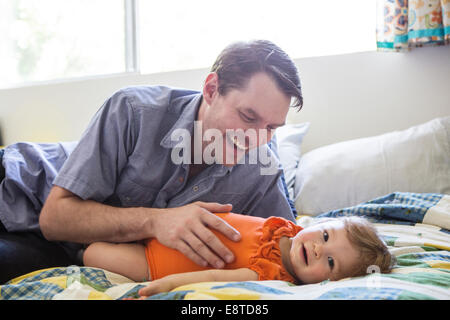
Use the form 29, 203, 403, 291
0, 40, 303, 283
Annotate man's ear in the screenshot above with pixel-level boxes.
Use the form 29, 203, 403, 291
202, 73, 219, 105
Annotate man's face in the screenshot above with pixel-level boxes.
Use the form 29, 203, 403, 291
199, 72, 290, 166
289, 220, 361, 284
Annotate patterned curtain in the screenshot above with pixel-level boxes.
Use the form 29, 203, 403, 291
377, 0, 450, 51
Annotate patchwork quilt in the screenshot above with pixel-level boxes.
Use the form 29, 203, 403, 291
1, 192, 449, 300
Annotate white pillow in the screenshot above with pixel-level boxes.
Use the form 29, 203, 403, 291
294, 117, 450, 215
275, 123, 310, 199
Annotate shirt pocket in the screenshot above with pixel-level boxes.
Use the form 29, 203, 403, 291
115, 177, 159, 207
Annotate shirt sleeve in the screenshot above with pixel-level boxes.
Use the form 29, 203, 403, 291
53, 89, 138, 202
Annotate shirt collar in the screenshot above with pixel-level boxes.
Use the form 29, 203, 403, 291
160, 93, 202, 148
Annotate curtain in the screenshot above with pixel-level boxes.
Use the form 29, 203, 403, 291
377, 0, 450, 51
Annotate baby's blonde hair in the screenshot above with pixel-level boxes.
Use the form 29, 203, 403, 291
314, 216, 396, 279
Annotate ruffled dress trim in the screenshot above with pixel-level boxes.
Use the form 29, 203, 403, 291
248, 216, 303, 284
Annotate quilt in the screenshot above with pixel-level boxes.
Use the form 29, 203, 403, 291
1, 192, 449, 300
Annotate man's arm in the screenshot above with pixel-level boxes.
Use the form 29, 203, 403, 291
137, 268, 259, 298
39, 186, 241, 268
40, 186, 154, 243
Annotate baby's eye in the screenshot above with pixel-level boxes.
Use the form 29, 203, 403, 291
323, 231, 329, 242
328, 257, 335, 269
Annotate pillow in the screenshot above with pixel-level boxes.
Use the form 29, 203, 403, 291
294, 117, 450, 215
275, 122, 310, 199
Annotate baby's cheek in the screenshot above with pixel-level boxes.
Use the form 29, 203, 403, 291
311, 265, 330, 282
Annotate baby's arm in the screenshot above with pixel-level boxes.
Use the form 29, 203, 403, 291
138, 268, 258, 297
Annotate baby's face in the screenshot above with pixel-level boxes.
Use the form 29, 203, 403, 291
290, 220, 360, 284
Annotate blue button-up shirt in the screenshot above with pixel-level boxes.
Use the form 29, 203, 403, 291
0, 86, 295, 257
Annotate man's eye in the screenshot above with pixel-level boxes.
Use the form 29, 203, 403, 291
328, 257, 334, 269
240, 112, 255, 122
323, 231, 329, 242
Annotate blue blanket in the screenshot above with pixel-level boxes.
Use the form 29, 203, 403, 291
318, 192, 447, 230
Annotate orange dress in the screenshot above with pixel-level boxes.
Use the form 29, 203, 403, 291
144, 213, 303, 283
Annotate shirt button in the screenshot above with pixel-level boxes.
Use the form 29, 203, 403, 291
192, 185, 199, 192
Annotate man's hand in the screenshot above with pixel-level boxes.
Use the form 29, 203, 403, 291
151, 201, 241, 269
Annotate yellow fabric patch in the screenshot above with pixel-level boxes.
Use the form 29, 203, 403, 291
88, 290, 113, 300
392, 267, 448, 275
174, 282, 261, 300
424, 242, 450, 251
173, 282, 217, 292
184, 287, 260, 300
41, 276, 67, 289
7, 267, 57, 284
428, 261, 450, 270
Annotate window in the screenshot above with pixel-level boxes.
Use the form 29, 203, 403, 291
0, 0, 376, 88
138, 0, 377, 75
0, 0, 126, 88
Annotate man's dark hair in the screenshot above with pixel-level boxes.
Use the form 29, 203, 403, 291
211, 40, 303, 110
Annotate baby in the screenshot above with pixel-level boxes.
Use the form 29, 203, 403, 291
83, 213, 395, 298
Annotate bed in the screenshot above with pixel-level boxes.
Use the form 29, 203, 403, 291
0, 116, 449, 300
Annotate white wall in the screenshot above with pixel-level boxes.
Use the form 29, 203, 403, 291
0, 45, 449, 150
288, 45, 450, 152
0, 68, 209, 145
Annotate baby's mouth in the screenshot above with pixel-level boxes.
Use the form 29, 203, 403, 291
302, 245, 308, 265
